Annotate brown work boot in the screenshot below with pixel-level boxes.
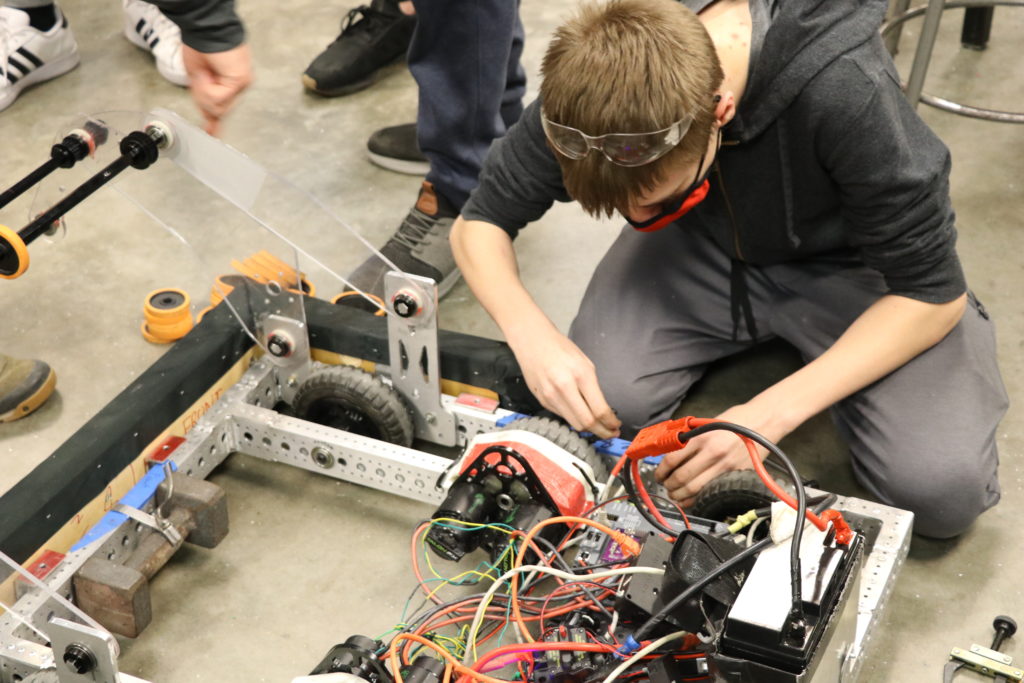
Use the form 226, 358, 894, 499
0, 354, 56, 422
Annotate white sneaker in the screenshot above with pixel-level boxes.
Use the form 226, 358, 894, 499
0, 5, 80, 112
122, 0, 188, 87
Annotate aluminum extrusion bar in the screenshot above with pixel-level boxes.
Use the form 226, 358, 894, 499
228, 403, 453, 504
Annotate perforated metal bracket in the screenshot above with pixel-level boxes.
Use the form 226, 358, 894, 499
384, 271, 458, 446
49, 618, 120, 683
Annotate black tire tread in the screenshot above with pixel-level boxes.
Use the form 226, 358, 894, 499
689, 469, 779, 522
500, 416, 609, 480
292, 366, 414, 447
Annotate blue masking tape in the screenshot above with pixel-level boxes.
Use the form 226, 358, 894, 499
71, 461, 178, 551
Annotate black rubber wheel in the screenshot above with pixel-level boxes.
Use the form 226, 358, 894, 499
498, 415, 610, 481
689, 469, 781, 522
292, 366, 414, 447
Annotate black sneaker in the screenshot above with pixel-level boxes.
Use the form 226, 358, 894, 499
367, 122, 429, 175
343, 181, 460, 300
302, 0, 414, 97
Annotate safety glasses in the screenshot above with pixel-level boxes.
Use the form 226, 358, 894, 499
540, 113, 693, 167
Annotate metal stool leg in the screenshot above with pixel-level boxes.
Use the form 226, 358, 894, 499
885, 0, 914, 55
904, 0, 946, 108
882, 0, 1024, 122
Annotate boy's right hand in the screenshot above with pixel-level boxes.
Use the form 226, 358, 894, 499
508, 326, 621, 440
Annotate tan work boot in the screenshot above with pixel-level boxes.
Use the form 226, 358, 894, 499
0, 354, 57, 423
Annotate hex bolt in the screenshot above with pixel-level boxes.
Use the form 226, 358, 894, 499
63, 643, 97, 674
392, 293, 418, 318
991, 615, 1017, 652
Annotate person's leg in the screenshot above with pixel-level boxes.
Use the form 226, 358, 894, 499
344, 0, 525, 300
569, 226, 768, 435
499, 13, 526, 139
765, 259, 1007, 538
408, 0, 525, 209
0, 0, 78, 112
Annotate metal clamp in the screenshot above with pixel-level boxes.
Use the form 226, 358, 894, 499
112, 463, 182, 546
945, 645, 1022, 682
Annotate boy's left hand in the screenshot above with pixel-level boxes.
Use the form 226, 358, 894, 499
653, 403, 773, 507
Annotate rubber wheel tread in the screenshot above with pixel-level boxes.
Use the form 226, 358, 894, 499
689, 469, 781, 522
499, 416, 609, 481
292, 366, 414, 447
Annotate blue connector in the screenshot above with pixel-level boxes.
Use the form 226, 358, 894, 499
615, 635, 641, 658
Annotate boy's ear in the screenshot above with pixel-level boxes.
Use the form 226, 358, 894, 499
714, 91, 737, 126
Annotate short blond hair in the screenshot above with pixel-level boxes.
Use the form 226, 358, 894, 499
540, 0, 723, 217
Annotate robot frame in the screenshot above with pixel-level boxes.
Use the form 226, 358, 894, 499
0, 113, 913, 683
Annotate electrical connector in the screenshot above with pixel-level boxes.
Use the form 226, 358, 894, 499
727, 509, 760, 535
615, 635, 641, 659
609, 531, 642, 558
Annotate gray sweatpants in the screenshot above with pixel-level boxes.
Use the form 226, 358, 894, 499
5, 1, 55, 8
569, 224, 1008, 538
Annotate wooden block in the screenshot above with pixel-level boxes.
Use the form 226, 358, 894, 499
165, 473, 229, 549
74, 558, 150, 638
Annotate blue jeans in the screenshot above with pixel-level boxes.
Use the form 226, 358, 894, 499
408, 0, 526, 209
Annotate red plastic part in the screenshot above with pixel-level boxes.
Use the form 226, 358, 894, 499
460, 439, 591, 517
147, 435, 185, 463
455, 393, 499, 413
23, 550, 65, 581
624, 416, 702, 460
821, 509, 855, 546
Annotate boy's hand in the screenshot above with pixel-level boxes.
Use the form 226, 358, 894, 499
654, 403, 772, 506
509, 327, 621, 440
182, 44, 253, 136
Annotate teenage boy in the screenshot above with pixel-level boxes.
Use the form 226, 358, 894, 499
450, 0, 1008, 538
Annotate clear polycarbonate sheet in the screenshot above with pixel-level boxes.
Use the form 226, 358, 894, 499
24, 109, 430, 360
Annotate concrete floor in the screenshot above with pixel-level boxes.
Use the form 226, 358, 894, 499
1, 0, 1022, 681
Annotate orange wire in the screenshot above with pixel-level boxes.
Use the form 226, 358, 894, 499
389, 634, 511, 683
510, 516, 638, 642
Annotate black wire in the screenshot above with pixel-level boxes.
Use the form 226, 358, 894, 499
528, 535, 615, 620
671, 421, 809, 624
622, 461, 678, 537
633, 536, 772, 641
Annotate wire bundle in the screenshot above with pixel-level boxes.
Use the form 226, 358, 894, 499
364, 418, 850, 683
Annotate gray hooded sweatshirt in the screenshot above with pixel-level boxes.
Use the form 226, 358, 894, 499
150, 0, 244, 53
462, 0, 966, 310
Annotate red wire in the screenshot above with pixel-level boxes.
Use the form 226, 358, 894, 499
631, 457, 675, 529
464, 641, 616, 677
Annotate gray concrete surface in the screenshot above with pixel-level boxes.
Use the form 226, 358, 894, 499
1, 1, 1022, 681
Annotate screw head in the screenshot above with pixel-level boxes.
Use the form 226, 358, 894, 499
311, 447, 335, 469
63, 643, 96, 674
393, 293, 418, 318
266, 333, 292, 357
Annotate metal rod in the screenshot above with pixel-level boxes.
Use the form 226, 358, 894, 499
0, 158, 60, 211
17, 155, 133, 246
904, 0, 946, 109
